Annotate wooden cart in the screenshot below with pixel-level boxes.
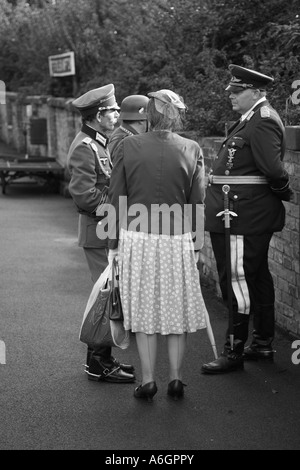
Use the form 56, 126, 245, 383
0, 155, 64, 194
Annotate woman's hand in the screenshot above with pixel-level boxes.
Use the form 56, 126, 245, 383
108, 248, 118, 263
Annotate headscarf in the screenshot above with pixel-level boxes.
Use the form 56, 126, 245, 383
148, 89, 186, 119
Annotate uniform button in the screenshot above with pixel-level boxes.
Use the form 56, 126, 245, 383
234, 195, 238, 199
232, 142, 235, 146
225, 170, 230, 175
223, 144, 225, 147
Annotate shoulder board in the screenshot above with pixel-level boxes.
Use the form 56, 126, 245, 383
260, 106, 271, 118
90, 142, 98, 153
246, 110, 254, 121
82, 137, 92, 145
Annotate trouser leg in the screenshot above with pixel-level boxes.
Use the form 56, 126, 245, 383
243, 234, 275, 347
86, 345, 114, 368
210, 233, 249, 356
83, 247, 108, 284
210, 232, 274, 355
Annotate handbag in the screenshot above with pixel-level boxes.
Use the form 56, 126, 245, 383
108, 258, 124, 321
79, 261, 129, 350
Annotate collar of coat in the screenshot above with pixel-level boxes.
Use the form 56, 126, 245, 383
226, 100, 270, 140
81, 123, 108, 148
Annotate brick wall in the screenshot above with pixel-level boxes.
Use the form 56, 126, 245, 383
0, 94, 299, 337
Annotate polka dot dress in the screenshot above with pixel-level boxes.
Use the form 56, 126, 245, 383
118, 229, 208, 335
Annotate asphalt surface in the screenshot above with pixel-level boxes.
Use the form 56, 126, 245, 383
0, 161, 300, 453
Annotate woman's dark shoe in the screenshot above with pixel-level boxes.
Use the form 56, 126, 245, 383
167, 380, 185, 400
134, 381, 157, 402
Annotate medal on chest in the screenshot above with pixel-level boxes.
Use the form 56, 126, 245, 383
225, 144, 237, 174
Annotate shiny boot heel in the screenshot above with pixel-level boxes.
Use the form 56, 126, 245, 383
167, 380, 185, 400
134, 381, 158, 402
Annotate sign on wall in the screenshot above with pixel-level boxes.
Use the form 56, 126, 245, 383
48, 51, 75, 77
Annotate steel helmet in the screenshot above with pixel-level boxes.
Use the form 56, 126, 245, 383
119, 95, 149, 120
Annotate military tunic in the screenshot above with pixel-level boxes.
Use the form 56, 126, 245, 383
67, 123, 112, 248
108, 123, 138, 162
205, 100, 291, 235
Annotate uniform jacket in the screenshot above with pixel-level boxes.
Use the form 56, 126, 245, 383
205, 100, 292, 235
67, 124, 111, 248
108, 123, 139, 162
105, 130, 206, 250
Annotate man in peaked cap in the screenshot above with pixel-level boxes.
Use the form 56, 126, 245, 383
108, 94, 149, 161
225, 64, 275, 92
202, 64, 293, 375
67, 84, 135, 384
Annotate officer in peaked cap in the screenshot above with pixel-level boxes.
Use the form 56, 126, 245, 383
202, 64, 293, 375
67, 84, 135, 384
72, 83, 120, 118
108, 94, 149, 161
225, 64, 274, 93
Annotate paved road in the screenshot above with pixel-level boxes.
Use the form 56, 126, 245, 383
0, 179, 300, 452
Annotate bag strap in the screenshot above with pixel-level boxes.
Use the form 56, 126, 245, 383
111, 258, 119, 285
110, 259, 119, 305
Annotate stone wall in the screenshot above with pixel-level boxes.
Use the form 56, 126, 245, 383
0, 92, 80, 161
0, 93, 299, 337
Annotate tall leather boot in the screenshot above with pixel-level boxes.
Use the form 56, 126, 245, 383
201, 313, 248, 374
244, 304, 275, 361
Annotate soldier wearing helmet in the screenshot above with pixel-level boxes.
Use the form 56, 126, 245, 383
108, 94, 149, 161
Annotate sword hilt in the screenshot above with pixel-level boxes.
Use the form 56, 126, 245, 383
222, 184, 230, 211
216, 184, 237, 224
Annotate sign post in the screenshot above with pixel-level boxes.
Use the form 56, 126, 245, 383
48, 51, 77, 95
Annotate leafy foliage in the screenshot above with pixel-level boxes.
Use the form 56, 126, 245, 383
0, 0, 299, 135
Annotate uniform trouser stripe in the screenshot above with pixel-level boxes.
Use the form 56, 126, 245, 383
230, 235, 250, 315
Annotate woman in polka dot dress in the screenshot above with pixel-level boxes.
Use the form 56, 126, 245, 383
106, 90, 209, 401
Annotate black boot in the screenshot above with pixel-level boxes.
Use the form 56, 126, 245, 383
111, 357, 135, 373
201, 351, 244, 375
243, 344, 274, 362
86, 354, 135, 383
202, 313, 247, 375
84, 347, 93, 371
244, 304, 275, 361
